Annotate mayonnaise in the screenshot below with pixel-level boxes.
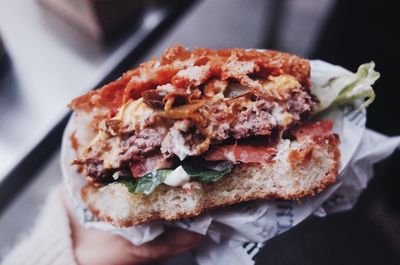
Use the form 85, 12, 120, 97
163, 166, 190, 186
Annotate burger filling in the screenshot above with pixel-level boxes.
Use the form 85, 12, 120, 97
70, 47, 319, 194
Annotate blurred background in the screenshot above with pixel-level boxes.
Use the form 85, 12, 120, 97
0, 0, 399, 264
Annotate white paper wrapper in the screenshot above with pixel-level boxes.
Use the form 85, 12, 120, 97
61, 60, 400, 265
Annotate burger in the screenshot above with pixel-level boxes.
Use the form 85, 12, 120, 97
68, 46, 376, 226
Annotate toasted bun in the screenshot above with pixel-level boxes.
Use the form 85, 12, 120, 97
82, 133, 339, 227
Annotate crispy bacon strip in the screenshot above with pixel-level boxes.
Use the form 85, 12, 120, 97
129, 153, 173, 178
203, 143, 277, 164
293, 120, 334, 142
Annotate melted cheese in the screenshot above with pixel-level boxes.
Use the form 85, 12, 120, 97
261, 74, 301, 99
271, 104, 294, 127
114, 98, 156, 130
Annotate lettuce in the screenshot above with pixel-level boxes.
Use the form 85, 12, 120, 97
312, 62, 380, 113
117, 169, 172, 195
117, 161, 233, 194
182, 162, 232, 182
116, 179, 137, 193
135, 169, 172, 194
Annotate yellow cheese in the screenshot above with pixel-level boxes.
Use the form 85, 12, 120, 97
114, 98, 156, 131
261, 74, 301, 99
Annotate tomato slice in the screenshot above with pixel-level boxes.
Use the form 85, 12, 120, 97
203, 120, 334, 164
203, 143, 276, 164
294, 120, 333, 141
129, 154, 172, 178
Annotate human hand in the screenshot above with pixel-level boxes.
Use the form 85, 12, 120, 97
62, 187, 203, 265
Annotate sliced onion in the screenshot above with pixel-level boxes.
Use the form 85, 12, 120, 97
223, 83, 253, 98
158, 100, 205, 125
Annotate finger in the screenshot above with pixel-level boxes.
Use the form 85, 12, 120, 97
61, 186, 144, 265
59, 185, 81, 245
128, 228, 203, 263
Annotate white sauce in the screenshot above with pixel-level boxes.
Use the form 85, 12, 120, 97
272, 104, 286, 124
163, 166, 190, 186
273, 139, 291, 173
271, 103, 293, 126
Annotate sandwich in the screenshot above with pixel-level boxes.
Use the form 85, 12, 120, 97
68, 46, 376, 226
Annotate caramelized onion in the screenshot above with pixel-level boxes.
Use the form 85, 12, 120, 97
158, 100, 206, 125
162, 88, 202, 110
142, 90, 165, 109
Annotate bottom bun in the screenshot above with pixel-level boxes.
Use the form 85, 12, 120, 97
82, 134, 339, 227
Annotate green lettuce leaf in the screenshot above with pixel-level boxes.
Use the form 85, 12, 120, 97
117, 161, 233, 194
116, 179, 137, 193
312, 62, 380, 113
182, 162, 232, 182
134, 169, 173, 195
117, 169, 172, 195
